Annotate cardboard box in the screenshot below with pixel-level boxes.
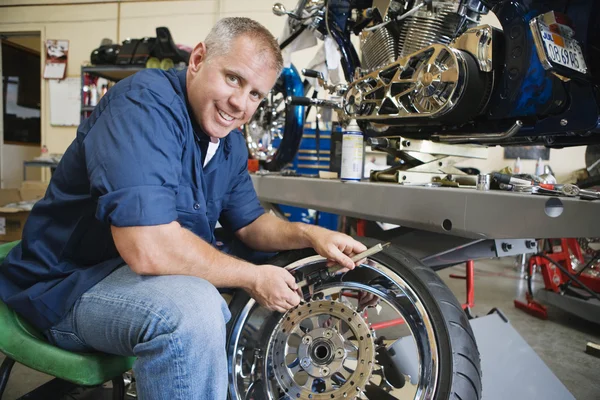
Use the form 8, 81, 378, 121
0, 181, 48, 242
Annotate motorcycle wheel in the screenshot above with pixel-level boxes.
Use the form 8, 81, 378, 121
226, 238, 481, 400
244, 65, 305, 172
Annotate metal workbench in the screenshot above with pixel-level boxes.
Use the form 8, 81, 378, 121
252, 175, 596, 400
251, 174, 600, 240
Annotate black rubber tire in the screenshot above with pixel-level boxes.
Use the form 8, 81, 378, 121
226, 237, 482, 400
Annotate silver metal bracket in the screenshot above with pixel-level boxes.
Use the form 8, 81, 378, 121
368, 136, 488, 184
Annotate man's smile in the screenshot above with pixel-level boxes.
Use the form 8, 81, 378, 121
217, 108, 235, 122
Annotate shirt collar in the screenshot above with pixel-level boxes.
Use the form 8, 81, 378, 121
176, 68, 232, 155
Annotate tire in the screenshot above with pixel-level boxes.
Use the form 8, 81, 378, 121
244, 65, 305, 172
226, 237, 481, 400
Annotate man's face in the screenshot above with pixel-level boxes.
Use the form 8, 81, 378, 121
186, 36, 279, 140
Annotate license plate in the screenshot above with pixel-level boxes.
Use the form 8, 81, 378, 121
540, 28, 587, 74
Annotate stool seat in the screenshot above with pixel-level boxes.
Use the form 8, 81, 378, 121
0, 240, 135, 387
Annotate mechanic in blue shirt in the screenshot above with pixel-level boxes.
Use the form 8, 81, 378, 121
0, 18, 367, 399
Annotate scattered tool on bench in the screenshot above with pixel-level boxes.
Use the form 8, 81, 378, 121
491, 172, 600, 200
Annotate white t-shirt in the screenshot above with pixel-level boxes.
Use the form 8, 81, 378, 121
204, 139, 220, 167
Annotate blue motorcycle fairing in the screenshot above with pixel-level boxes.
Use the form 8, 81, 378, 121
485, 0, 599, 136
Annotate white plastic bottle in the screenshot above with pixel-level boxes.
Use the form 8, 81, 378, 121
535, 157, 544, 176
341, 119, 364, 181
513, 157, 521, 174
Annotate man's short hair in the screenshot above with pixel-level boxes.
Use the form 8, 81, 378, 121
204, 17, 283, 75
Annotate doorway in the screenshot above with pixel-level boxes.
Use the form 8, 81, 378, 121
1, 31, 42, 188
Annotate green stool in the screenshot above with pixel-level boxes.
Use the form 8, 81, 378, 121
0, 241, 135, 399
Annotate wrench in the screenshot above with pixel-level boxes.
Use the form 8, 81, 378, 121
579, 189, 600, 200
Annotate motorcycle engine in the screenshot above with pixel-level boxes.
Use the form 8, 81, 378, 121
361, 0, 488, 71
347, 0, 495, 131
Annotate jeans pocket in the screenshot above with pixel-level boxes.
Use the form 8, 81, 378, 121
46, 329, 94, 353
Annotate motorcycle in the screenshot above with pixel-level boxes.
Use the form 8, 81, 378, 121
244, 0, 600, 170
230, 1, 600, 398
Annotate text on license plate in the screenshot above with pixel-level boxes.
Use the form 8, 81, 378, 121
541, 29, 587, 73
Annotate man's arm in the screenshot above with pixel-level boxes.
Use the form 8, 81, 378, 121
111, 222, 301, 313
235, 213, 367, 269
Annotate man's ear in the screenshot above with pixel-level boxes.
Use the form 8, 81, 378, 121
188, 42, 207, 73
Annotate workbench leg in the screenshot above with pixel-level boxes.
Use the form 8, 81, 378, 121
450, 260, 475, 310
356, 219, 366, 237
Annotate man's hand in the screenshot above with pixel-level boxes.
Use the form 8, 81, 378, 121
304, 226, 367, 271
246, 265, 302, 313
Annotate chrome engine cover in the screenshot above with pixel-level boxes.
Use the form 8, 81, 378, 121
346, 44, 466, 120
346, 25, 495, 123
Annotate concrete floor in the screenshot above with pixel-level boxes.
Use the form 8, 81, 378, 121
1, 257, 599, 399
438, 257, 600, 400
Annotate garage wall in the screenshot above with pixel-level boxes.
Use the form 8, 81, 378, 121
0, 0, 587, 182
1, 3, 119, 155
0, 0, 303, 156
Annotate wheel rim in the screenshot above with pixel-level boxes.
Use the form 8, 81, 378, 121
244, 85, 286, 162
228, 255, 440, 400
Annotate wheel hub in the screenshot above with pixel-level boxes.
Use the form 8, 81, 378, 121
268, 299, 375, 399
298, 328, 343, 376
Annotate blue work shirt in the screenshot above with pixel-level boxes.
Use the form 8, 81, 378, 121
0, 68, 264, 331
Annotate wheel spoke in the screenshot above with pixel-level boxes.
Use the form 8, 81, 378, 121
345, 339, 358, 351
342, 362, 356, 375
288, 331, 303, 348
302, 376, 315, 390
333, 316, 342, 332
308, 315, 321, 331
289, 363, 302, 376
324, 378, 335, 391
342, 328, 357, 341
285, 353, 298, 367
440, 67, 458, 82
430, 95, 446, 108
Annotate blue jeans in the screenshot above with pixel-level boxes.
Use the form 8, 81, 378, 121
43, 265, 232, 400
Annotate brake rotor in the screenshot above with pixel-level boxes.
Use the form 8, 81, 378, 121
268, 299, 376, 399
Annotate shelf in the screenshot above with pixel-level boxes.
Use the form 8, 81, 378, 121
82, 65, 145, 81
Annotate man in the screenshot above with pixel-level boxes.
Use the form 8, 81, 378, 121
0, 17, 366, 399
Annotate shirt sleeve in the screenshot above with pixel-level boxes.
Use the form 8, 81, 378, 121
219, 135, 264, 232
83, 88, 186, 227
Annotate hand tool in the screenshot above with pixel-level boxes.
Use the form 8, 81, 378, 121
533, 183, 600, 200
491, 172, 532, 186
538, 183, 580, 196
531, 186, 562, 196
579, 188, 600, 200
296, 242, 391, 288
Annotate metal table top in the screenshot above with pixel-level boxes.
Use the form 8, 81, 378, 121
251, 174, 600, 239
